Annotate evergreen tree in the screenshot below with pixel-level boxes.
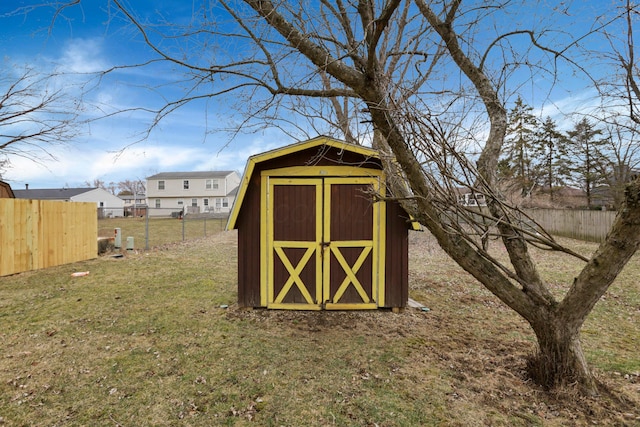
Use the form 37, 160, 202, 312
566, 118, 608, 208
533, 116, 571, 200
502, 96, 540, 196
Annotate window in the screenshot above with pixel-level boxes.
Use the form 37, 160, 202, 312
158, 180, 165, 190
216, 198, 229, 208
183, 180, 189, 190
205, 179, 219, 189
99, 202, 104, 207
155, 199, 161, 208
203, 199, 209, 206
178, 200, 183, 205
191, 198, 198, 207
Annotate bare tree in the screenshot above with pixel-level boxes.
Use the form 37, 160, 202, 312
595, 0, 640, 208
0, 63, 80, 164
600, 120, 640, 208
600, 0, 640, 126
0, 157, 8, 178
45, 0, 640, 394
84, 178, 105, 189
117, 179, 146, 196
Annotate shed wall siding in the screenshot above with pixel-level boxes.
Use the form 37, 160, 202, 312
385, 201, 410, 307
237, 174, 262, 307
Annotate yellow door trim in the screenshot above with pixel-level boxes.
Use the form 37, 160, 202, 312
263, 174, 386, 310
260, 176, 269, 307
261, 166, 383, 178
265, 178, 323, 309
322, 177, 385, 310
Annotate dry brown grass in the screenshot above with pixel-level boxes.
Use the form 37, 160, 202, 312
0, 230, 638, 426
97, 216, 227, 249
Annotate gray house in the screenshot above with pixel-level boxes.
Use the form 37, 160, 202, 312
146, 171, 240, 216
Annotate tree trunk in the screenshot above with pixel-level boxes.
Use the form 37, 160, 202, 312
242, 0, 640, 395
528, 315, 598, 394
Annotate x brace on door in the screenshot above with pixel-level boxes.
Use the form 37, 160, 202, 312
273, 243, 316, 304
326, 243, 373, 304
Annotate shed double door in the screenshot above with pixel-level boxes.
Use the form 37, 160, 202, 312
265, 177, 384, 310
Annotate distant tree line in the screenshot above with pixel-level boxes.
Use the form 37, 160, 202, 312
499, 96, 640, 208
84, 178, 146, 196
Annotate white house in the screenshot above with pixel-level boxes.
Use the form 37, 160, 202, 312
13, 187, 125, 217
453, 187, 488, 207
119, 193, 148, 217
146, 171, 241, 216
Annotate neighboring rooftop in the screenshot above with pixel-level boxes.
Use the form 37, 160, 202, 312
147, 171, 235, 180
226, 186, 239, 197
13, 188, 98, 200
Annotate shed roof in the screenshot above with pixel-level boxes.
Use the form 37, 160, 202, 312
13, 187, 97, 200
146, 171, 235, 180
0, 180, 15, 198
227, 136, 383, 230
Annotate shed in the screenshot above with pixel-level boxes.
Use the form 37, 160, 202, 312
0, 180, 15, 198
227, 136, 416, 310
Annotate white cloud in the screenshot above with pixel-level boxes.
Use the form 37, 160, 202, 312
2, 130, 291, 189
59, 38, 108, 73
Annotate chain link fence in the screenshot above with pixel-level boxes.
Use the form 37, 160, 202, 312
97, 207, 229, 250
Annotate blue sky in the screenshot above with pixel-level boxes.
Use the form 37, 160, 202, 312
0, 1, 627, 190
0, 1, 290, 189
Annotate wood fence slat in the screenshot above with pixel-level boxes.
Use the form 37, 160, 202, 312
525, 208, 616, 243
0, 199, 97, 276
0, 199, 16, 274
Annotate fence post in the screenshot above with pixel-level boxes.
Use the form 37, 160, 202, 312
182, 214, 185, 241
145, 208, 150, 250
204, 217, 207, 237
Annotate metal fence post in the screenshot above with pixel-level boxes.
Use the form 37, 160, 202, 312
145, 208, 150, 250
182, 214, 185, 241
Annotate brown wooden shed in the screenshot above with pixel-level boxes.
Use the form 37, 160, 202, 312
0, 180, 15, 198
227, 136, 417, 310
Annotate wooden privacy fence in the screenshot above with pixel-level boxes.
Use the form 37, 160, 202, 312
0, 199, 97, 276
524, 208, 617, 243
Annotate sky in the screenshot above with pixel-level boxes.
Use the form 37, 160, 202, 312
0, 1, 290, 190
0, 1, 629, 190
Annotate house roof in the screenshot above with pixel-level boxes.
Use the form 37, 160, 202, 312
13, 187, 98, 200
226, 185, 239, 197
118, 193, 147, 200
146, 171, 235, 180
227, 136, 387, 230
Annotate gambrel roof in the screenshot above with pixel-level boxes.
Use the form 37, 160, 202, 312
0, 180, 15, 198
227, 136, 382, 230
227, 135, 420, 231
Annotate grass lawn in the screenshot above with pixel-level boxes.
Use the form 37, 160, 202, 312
0, 231, 638, 426
98, 217, 228, 249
